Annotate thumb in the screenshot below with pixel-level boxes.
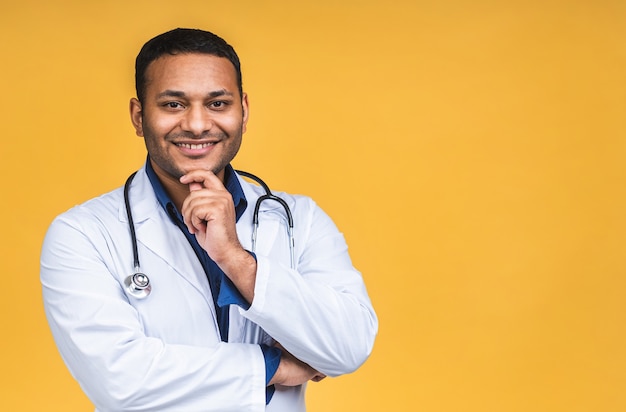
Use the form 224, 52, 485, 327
189, 182, 203, 192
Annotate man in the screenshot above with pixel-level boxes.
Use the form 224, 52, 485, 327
41, 28, 377, 411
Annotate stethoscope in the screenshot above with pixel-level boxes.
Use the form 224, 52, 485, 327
123, 169, 295, 299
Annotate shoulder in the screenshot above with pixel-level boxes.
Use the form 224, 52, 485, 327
237, 175, 319, 216
236, 175, 340, 238
49, 168, 158, 231
46, 186, 126, 239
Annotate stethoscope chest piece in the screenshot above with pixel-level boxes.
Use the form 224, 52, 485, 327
124, 171, 151, 299
124, 272, 151, 299
121, 169, 295, 301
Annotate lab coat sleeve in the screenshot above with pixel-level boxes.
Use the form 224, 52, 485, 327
41, 211, 267, 412
242, 198, 378, 377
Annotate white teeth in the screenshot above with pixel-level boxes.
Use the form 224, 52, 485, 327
178, 142, 215, 149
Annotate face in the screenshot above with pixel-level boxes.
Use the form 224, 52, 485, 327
130, 53, 249, 182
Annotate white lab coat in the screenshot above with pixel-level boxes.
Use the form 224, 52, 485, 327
41, 166, 378, 412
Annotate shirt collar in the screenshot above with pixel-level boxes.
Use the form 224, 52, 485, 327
145, 158, 248, 222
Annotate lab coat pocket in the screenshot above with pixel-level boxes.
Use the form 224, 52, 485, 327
123, 248, 221, 346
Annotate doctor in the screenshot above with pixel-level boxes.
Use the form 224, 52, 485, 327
40, 28, 377, 411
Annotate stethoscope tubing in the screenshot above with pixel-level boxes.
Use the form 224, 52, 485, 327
124, 171, 141, 273
235, 170, 295, 270
123, 169, 295, 299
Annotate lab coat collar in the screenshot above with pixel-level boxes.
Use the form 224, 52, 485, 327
116, 166, 287, 301
118, 167, 218, 320
235, 171, 288, 257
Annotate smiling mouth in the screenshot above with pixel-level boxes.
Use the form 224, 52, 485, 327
176, 142, 216, 149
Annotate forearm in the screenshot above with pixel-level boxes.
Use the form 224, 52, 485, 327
242, 254, 378, 376
40, 217, 268, 411
216, 246, 257, 304
42, 276, 268, 411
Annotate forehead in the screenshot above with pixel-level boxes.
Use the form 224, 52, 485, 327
143, 53, 238, 96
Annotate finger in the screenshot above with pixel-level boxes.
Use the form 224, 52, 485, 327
190, 214, 207, 234
183, 199, 216, 233
183, 208, 204, 234
180, 169, 225, 190
181, 196, 207, 234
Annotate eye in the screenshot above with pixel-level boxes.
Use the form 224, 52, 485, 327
163, 101, 184, 110
209, 101, 229, 109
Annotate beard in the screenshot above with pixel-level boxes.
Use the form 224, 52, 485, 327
141, 122, 243, 181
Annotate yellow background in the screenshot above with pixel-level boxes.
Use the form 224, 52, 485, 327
1, 0, 625, 410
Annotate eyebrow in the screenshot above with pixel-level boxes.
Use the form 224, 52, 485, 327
156, 89, 234, 99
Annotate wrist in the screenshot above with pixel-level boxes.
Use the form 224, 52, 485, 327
268, 358, 283, 386
260, 344, 282, 386
216, 247, 257, 303
218, 247, 256, 278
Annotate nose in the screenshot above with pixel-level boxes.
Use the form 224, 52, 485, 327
181, 105, 213, 136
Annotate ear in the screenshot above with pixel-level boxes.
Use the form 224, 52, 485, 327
129, 98, 144, 137
241, 92, 249, 134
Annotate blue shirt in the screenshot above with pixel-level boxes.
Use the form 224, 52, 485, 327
145, 160, 280, 403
